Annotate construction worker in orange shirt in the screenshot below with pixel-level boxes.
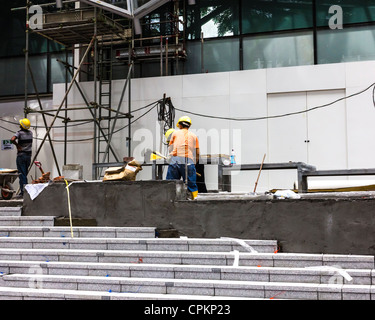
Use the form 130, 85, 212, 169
166, 116, 200, 200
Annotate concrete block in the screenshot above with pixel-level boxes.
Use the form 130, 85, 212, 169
320, 269, 371, 285
69, 240, 107, 250
233, 253, 274, 267
188, 240, 232, 253
318, 284, 343, 300
214, 282, 265, 299
0, 251, 21, 261
86, 263, 129, 278
174, 267, 221, 281
116, 228, 156, 239
119, 278, 167, 295
264, 282, 319, 300
221, 267, 269, 282
48, 266, 88, 277
62, 164, 83, 180
21, 252, 59, 262
0, 207, 22, 216
342, 285, 371, 300
107, 240, 147, 251
166, 280, 214, 296
269, 268, 320, 284
323, 254, 374, 269
7, 228, 44, 237
0, 219, 19, 227
130, 265, 174, 279
273, 253, 323, 268
77, 276, 121, 293
181, 252, 226, 266
19, 217, 55, 227
147, 240, 189, 252
0, 239, 33, 249
78, 230, 117, 238
140, 252, 182, 265
31, 239, 71, 250
98, 255, 139, 264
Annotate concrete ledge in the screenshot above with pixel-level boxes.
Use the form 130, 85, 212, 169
0, 249, 371, 268
0, 226, 156, 238
0, 237, 277, 253
2, 274, 374, 300
0, 216, 55, 227
0, 286, 259, 300
0, 261, 372, 285
0, 207, 21, 217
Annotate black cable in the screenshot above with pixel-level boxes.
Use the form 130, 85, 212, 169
111, 103, 159, 135
174, 82, 375, 122
0, 100, 162, 143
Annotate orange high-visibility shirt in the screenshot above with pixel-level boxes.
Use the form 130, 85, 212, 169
169, 128, 199, 161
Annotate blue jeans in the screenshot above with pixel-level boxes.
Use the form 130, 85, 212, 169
166, 157, 198, 193
16, 153, 31, 195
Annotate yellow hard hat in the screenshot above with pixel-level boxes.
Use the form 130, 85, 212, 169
165, 128, 175, 142
176, 116, 192, 127
19, 118, 31, 130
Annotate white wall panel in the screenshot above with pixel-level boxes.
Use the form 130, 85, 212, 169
306, 90, 347, 170
345, 61, 375, 88
346, 87, 375, 169
267, 64, 346, 93
267, 92, 308, 189
229, 69, 267, 95
183, 72, 230, 98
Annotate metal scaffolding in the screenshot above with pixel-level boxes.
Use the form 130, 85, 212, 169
14, 0, 185, 179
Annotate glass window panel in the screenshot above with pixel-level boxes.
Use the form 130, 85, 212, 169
316, 0, 375, 27
243, 31, 314, 70
0, 2, 26, 57
185, 38, 239, 74
186, 0, 240, 39
29, 34, 49, 55
0, 55, 47, 97
50, 53, 73, 87
28, 55, 48, 95
318, 25, 375, 64
184, 41, 202, 74
241, 0, 313, 34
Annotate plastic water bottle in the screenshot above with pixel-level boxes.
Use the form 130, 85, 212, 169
230, 149, 236, 165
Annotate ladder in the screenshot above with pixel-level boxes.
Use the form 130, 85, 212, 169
97, 42, 114, 165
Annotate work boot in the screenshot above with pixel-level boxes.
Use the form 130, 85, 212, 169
189, 191, 198, 200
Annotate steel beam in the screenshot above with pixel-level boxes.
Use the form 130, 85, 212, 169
79, 0, 133, 18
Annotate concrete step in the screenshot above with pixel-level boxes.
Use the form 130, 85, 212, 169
0, 260, 372, 285
0, 216, 55, 227
0, 237, 277, 253
0, 208, 22, 217
1, 273, 373, 300
0, 226, 156, 238
0, 286, 261, 300
0, 248, 371, 269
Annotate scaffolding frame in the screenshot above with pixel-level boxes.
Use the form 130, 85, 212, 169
15, 0, 184, 180
15, 1, 133, 180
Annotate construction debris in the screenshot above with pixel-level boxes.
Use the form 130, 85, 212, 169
103, 160, 143, 182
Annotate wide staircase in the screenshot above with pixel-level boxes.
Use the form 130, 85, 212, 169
0, 206, 373, 300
